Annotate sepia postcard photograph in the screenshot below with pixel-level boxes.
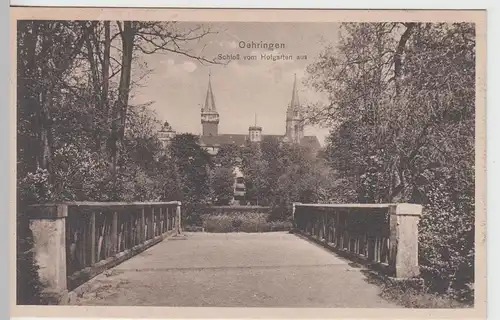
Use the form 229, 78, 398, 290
10, 7, 486, 319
